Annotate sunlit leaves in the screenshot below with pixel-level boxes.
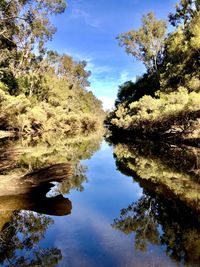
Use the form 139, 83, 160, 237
117, 12, 167, 73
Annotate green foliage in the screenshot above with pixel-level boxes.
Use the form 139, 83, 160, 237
110, 88, 200, 138
108, 3, 200, 141
0, 90, 103, 137
161, 11, 200, 91
0, 0, 66, 84
117, 12, 167, 73
169, 0, 200, 26
0, 1, 104, 136
115, 72, 160, 106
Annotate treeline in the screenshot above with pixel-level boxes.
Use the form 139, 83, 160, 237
107, 0, 200, 142
0, 0, 104, 137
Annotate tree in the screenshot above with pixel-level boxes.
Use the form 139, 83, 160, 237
161, 10, 200, 91
0, 0, 105, 136
0, 0, 66, 92
57, 55, 91, 88
169, 0, 200, 26
115, 72, 160, 106
0, 0, 66, 55
117, 12, 167, 73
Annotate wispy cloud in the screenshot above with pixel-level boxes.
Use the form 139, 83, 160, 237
72, 52, 93, 63
120, 70, 129, 83
87, 63, 112, 75
71, 7, 101, 28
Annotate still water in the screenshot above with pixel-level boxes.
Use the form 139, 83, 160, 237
0, 135, 199, 267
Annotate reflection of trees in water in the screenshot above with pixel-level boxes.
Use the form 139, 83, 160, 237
113, 192, 200, 266
0, 133, 101, 210
46, 162, 88, 197
59, 163, 87, 195
0, 211, 62, 267
110, 139, 200, 266
129, 141, 200, 182
107, 134, 200, 180
0, 132, 103, 175
113, 140, 200, 180
0, 133, 103, 266
113, 141, 200, 211
113, 194, 160, 252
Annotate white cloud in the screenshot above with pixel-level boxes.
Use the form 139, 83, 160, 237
71, 7, 101, 28
99, 96, 115, 111
120, 70, 129, 83
54, 202, 138, 266
74, 53, 93, 63
87, 63, 112, 75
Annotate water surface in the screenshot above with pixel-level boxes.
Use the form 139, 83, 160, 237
0, 137, 199, 267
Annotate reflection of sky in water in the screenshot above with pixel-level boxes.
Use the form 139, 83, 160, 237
40, 141, 179, 267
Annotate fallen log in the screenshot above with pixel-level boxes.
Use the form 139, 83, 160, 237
0, 164, 74, 230
0, 184, 72, 217
0, 163, 73, 196
0, 183, 72, 231
23, 163, 73, 186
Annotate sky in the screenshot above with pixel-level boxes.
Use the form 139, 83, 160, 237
48, 0, 177, 110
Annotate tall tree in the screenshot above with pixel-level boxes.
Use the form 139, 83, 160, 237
117, 12, 167, 73
0, 0, 66, 91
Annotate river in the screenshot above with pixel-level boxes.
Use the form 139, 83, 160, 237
0, 135, 199, 267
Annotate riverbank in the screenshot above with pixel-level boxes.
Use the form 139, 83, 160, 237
106, 5, 200, 143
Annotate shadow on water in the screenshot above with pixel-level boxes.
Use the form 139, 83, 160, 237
108, 135, 200, 266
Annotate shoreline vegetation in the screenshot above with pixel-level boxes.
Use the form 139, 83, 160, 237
0, 0, 105, 139
106, 0, 200, 146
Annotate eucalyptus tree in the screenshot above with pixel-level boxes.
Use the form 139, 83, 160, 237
0, 0, 66, 93
117, 12, 167, 73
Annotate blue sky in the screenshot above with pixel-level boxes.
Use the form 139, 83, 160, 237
48, 0, 177, 109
